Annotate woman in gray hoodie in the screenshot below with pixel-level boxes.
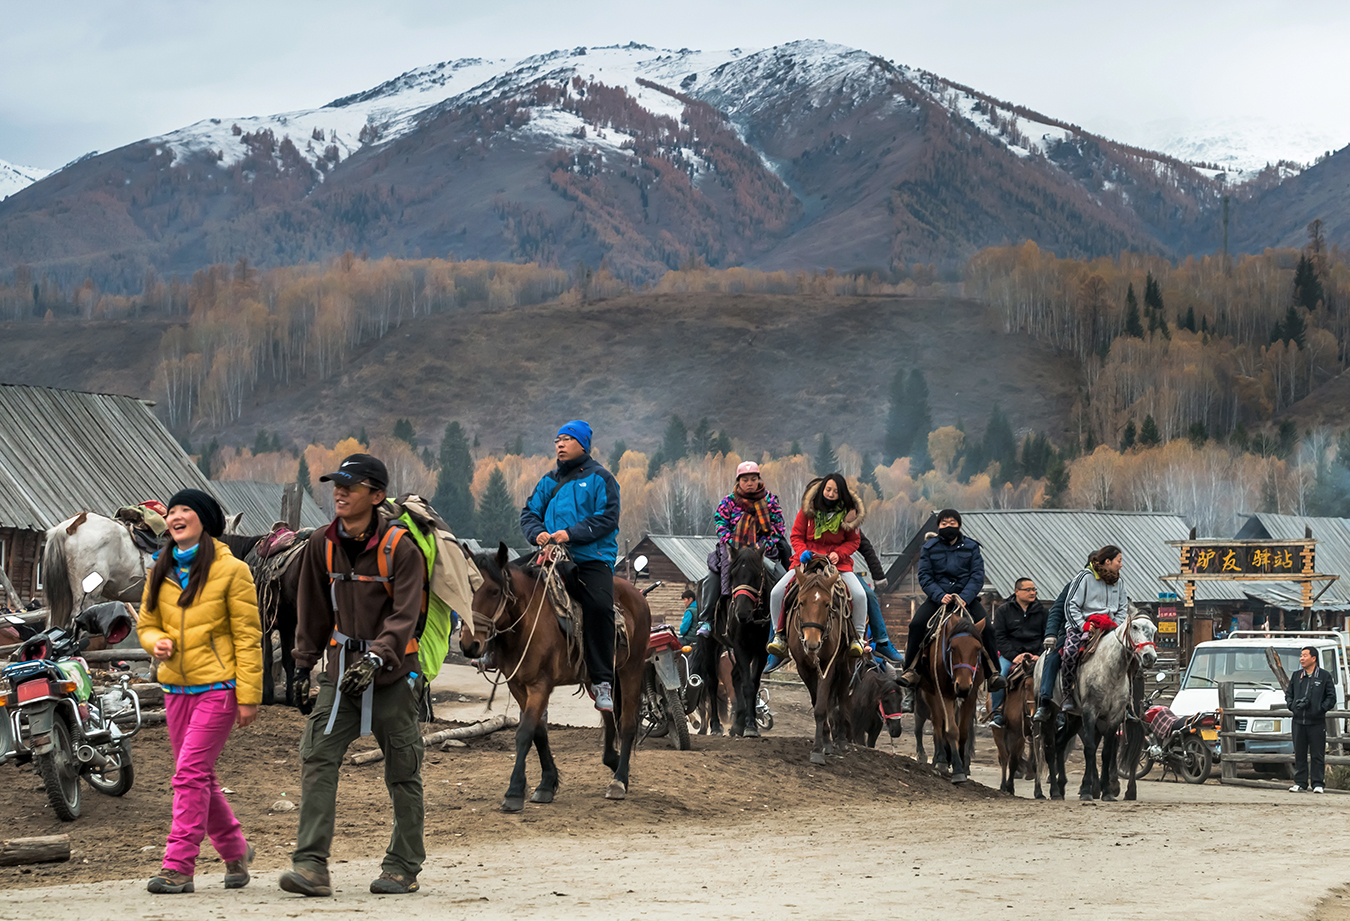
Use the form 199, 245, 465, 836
1056, 545, 1128, 714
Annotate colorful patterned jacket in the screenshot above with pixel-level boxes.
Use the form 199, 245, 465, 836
713, 492, 788, 560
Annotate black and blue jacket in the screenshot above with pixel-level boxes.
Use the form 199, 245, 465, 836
520, 455, 621, 568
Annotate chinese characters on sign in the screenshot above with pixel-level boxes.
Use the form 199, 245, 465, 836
1184, 544, 1306, 576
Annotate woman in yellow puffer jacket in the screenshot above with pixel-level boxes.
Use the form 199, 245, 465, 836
137, 489, 262, 895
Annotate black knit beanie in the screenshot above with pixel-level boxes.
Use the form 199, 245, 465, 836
167, 488, 226, 538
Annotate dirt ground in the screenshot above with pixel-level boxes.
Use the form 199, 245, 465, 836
2, 675, 1348, 920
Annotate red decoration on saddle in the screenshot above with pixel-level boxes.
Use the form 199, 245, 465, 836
140, 499, 168, 517
1082, 614, 1118, 635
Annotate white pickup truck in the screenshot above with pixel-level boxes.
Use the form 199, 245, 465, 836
1169, 630, 1350, 778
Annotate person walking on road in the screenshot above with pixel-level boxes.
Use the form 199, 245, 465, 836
1289, 645, 1336, 794
138, 489, 263, 895
282, 453, 429, 897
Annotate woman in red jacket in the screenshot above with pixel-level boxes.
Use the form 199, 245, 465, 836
766, 474, 868, 658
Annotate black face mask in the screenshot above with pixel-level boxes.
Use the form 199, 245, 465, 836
938, 526, 961, 543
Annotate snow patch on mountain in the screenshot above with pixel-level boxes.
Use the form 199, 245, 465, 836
1132, 116, 1348, 179
0, 159, 52, 200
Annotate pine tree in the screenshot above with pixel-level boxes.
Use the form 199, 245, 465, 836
608, 440, 628, 471
475, 467, 518, 549
1274, 305, 1308, 348
981, 403, 1017, 484
392, 418, 417, 450
1120, 420, 1137, 451
253, 429, 273, 456
689, 417, 713, 457
712, 431, 733, 456
421, 447, 434, 469
789, 440, 803, 457
1043, 456, 1070, 507
1139, 415, 1161, 447
432, 422, 475, 534
662, 415, 688, 464
297, 454, 312, 496
1188, 421, 1208, 448
1293, 254, 1324, 310
1124, 284, 1144, 338
646, 449, 666, 480
358, 427, 368, 447
1183, 306, 1196, 332
198, 438, 219, 479
882, 366, 908, 462
906, 369, 933, 456
814, 433, 839, 476
1144, 272, 1163, 312
859, 453, 883, 500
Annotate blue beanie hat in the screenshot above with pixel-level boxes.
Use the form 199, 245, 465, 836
557, 420, 593, 453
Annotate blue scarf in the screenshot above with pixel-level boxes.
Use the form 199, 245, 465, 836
171, 543, 198, 589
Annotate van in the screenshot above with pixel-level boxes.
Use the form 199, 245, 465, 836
1169, 631, 1349, 779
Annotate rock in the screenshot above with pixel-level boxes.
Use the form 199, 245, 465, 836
271, 799, 297, 812
139, 846, 160, 854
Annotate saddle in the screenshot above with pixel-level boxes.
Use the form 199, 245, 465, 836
256, 523, 302, 558
783, 558, 851, 626
246, 529, 313, 632
1077, 614, 1119, 664
534, 545, 629, 682
1006, 656, 1036, 692
114, 501, 168, 554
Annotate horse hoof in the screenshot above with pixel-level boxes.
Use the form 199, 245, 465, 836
1034, 791, 1046, 800
501, 796, 525, 813
605, 781, 627, 800
952, 774, 968, 784
530, 788, 555, 804
809, 751, 827, 765
1051, 793, 1064, 801
743, 725, 760, 739
1100, 793, 1116, 803
1079, 794, 1095, 802
709, 726, 723, 737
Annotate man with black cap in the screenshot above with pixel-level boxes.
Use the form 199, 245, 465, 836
521, 420, 622, 711
280, 453, 429, 898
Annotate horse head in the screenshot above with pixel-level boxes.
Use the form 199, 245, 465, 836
1124, 608, 1159, 670
793, 558, 840, 659
462, 542, 518, 659
877, 674, 905, 738
727, 543, 768, 625
943, 614, 984, 700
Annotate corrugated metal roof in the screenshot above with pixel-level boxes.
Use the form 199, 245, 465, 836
1234, 513, 1350, 610
885, 509, 1247, 605
0, 384, 213, 532
210, 480, 331, 535
642, 534, 719, 581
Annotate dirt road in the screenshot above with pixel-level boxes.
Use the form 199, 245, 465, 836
1, 669, 1345, 920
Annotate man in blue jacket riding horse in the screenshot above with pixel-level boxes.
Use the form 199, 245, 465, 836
520, 420, 622, 712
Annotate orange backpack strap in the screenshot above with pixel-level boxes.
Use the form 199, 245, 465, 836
377, 523, 428, 656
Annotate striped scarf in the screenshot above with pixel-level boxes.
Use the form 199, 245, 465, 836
733, 488, 772, 547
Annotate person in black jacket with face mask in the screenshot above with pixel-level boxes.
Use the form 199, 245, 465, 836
1288, 646, 1337, 793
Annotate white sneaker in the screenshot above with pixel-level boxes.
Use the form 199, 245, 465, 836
593, 681, 614, 712
1290, 784, 1305, 793
1314, 786, 1325, 794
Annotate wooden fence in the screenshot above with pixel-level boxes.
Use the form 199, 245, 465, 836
1217, 680, 1350, 792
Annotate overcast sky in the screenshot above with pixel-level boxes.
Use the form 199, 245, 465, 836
2, 0, 1347, 168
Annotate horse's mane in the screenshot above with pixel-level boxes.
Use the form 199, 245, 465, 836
795, 562, 839, 593
474, 551, 542, 588
947, 614, 979, 637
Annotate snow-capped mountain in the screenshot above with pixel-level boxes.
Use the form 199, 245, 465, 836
1130, 116, 1347, 179
2, 40, 1345, 286
0, 159, 51, 200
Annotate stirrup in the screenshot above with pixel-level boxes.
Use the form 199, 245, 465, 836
766, 633, 788, 657
897, 668, 920, 688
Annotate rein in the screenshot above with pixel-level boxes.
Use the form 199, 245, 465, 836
468, 560, 548, 687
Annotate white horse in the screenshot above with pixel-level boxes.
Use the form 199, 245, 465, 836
41, 511, 241, 628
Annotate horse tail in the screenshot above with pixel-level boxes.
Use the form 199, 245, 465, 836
42, 528, 74, 628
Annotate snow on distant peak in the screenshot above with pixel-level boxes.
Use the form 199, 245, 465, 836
0, 159, 52, 201
1130, 116, 1347, 180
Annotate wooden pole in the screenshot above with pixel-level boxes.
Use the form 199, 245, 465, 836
0, 835, 71, 866
1219, 681, 1237, 783
281, 483, 302, 531
0, 565, 24, 609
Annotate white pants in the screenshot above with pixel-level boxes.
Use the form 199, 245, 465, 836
770, 569, 867, 639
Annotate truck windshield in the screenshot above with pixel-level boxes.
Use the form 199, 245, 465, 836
1181, 647, 1327, 690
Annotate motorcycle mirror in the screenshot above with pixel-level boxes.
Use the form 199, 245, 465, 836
1155, 671, 1167, 683
81, 572, 106, 595
632, 555, 649, 574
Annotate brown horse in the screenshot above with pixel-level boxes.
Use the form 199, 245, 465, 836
460, 544, 651, 813
916, 604, 988, 784
992, 655, 1040, 796
785, 557, 855, 765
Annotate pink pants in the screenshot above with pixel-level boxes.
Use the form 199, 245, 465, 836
162, 688, 247, 875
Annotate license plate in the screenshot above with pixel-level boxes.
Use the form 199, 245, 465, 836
1157, 621, 1177, 634
1201, 729, 1218, 741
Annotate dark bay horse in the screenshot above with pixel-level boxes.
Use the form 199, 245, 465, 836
461, 544, 651, 813
846, 663, 905, 748
219, 532, 306, 707
916, 604, 988, 784
785, 557, 854, 764
993, 656, 1040, 796
698, 544, 772, 738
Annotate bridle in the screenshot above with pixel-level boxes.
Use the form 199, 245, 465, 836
878, 698, 904, 721
936, 597, 981, 682
1118, 613, 1158, 660
466, 562, 547, 684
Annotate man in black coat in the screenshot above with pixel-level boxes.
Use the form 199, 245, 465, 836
1288, 645, 1337, 793
988, 578, 1048, 729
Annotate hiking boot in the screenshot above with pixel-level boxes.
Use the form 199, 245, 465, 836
987, 674, 1007, 693
988, 712, 1008, 730
224, 843, 255, 889
897, 668, 921, 688
873, 641, 903, 662
901, 687, 915, 714
279, 866, 333, 897
847, 640, 864, 657
1031, 700, 1055, 723
766, 632, 789, 657
1061, 700, 1080, 716
147, 868, 194, 894
593, 681, 614, 712
370, 871, 420, 894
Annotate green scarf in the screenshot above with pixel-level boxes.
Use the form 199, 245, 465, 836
813, 507, 847, 536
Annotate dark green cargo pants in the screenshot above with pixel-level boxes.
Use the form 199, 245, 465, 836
293, 673, 426, 878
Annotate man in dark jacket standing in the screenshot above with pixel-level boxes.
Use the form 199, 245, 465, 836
283, 454, 427, 897
521, 420, 622, 711
988, 578, 1047, 729
898, 509, 1004, 692
1288, 645, 1336, 793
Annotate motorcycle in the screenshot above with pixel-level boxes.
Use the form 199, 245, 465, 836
1130, 684, 1215, 784
633, 570, 695, 751
0, 573, 143, 820
755, 685, 774, 732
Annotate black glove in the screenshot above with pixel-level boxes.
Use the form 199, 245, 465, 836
295, 672, 314, 715
339, 652, 382, 696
